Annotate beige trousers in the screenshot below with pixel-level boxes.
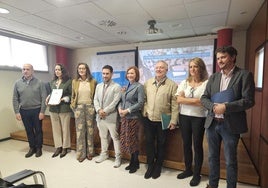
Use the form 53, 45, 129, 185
97, 120, 121, 158
49, 112, 71, 149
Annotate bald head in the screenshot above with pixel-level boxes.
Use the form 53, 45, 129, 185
23, 64, 33, 70
22, 64, 34, 80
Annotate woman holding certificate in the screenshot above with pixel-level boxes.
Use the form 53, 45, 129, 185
175, 57, 208, 186
46, 64, 72, 158
70, 63, 97, 163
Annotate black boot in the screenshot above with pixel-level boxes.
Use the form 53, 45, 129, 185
129, 151, 140, 174
144, 164, 154, 179
152, 165, 162, 179
125, 154, 134, 170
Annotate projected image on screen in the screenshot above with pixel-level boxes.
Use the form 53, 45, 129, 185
138, 45, 214, 84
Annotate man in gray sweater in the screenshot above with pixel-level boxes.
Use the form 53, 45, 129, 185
13, 64, 47, 158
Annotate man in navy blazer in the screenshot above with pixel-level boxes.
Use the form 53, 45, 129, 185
201, 46, 255, 188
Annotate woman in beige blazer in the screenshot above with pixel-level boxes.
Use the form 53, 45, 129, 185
71, 63, 97, 163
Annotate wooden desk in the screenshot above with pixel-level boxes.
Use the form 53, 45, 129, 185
10, 115, 259, 185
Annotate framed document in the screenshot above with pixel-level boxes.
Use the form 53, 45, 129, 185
48, 89, 63, 105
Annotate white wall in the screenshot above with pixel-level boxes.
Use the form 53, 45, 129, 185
0, 71, 25, 138
0, 46, 55, 139
69, 44, 137, 76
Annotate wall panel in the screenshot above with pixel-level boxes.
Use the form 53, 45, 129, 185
248, 2, 267, 51
245, 0, 267, 163
250, 92, 262, 165
246, 1, 268, 187
259, 138, 268, 187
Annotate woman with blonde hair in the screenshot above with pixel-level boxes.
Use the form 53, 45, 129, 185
176, 57, 208, 186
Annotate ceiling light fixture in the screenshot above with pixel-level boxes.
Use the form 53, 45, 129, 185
171, 23, 182, 28
117, 31, 127, 35
98, 20, 117, 27
0, 7, 10, 14
145, 20, 163, 35
75, 36, 84, 40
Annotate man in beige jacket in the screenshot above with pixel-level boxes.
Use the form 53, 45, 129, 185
143, 60, 179, 179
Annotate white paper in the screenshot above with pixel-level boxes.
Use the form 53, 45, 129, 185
48, 89, 63, 105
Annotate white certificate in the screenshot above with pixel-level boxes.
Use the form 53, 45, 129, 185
48, 89, 63, 105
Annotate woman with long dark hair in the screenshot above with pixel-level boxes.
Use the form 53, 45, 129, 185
46, 64, 72, 158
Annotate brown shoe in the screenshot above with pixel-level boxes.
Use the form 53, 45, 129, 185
87, 155, 93, 160
78, 157, 86, 163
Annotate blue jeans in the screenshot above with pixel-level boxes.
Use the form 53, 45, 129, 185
20, 108, 43, 149
206, 120, 240, 188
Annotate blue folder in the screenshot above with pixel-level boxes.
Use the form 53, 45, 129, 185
211, 88, 235, 103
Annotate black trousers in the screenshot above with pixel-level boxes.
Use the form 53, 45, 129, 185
179, 114, 205, 175
143, 117, 167, 166
20, 108, 43, 149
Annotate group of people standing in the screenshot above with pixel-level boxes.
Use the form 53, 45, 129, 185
12, 46, 255, 188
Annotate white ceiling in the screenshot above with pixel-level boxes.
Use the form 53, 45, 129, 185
0, 0, 264, 49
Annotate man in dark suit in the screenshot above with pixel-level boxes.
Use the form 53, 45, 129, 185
201, 46, 255, 188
